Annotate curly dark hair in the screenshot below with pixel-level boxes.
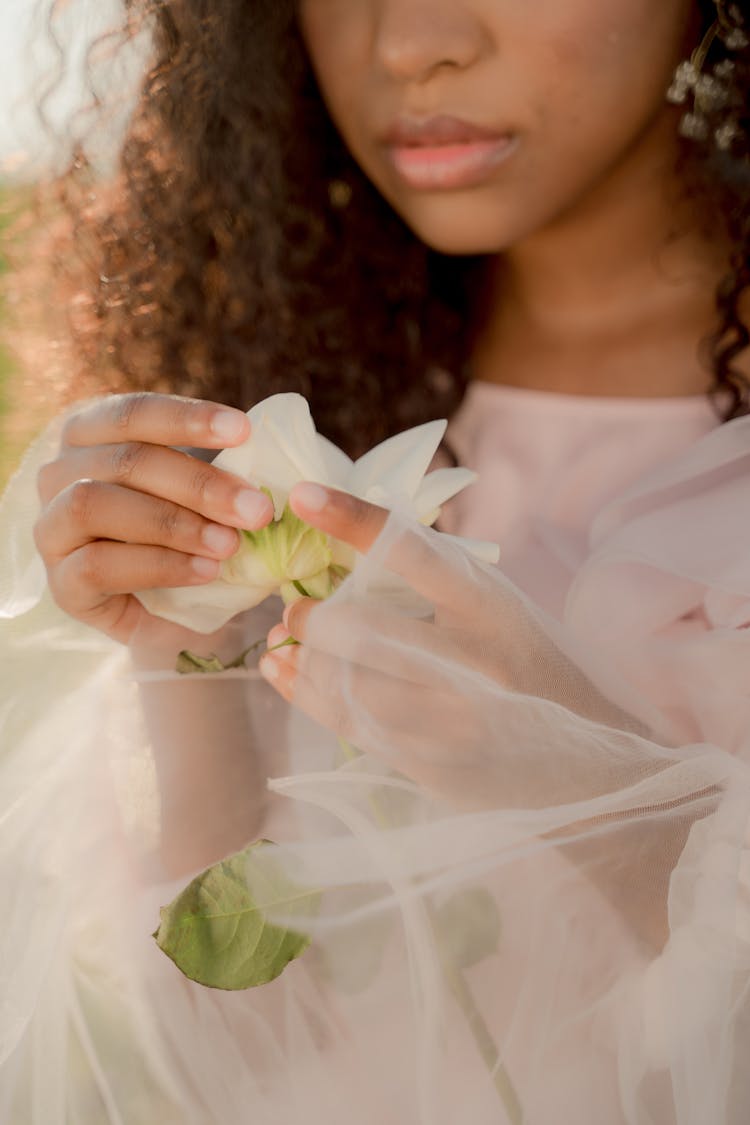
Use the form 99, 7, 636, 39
39, 0, 750, 456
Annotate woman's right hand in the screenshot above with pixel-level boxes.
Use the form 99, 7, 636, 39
34, 392, 275, 645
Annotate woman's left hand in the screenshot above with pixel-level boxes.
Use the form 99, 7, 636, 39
259, 483, 635, 806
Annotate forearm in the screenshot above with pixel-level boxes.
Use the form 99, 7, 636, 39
131, 619, 273, 878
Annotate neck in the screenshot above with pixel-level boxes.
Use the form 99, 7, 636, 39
471, 114, 731, 399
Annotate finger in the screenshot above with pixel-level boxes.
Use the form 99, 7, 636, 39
48, 543, 220, 635
60, 393, 250, 452
289, 483, 388, 552
289, 482, 483, 615
267, 623, 293, 650
34, 479, 242, 564
282, 597, 479, 690
37, 444, 272, 529
262, 642, 473, 745
259, 646, 480, 785
54, 588, 140, 644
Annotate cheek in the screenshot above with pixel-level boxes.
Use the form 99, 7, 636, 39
532, 0, 689, 114
297, 3, 370, 138
517, 2, 688, 178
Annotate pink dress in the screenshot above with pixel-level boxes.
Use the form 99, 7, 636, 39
446, 383, 750, 751
445, 381, 719, 617
1, 389, 749, 1125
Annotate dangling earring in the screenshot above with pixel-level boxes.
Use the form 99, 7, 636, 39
667, 1, 748, 150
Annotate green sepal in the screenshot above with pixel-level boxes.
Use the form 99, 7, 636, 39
153, 841, 320, 990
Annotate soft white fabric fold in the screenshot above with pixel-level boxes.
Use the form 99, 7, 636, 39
0, 413, 749, 1124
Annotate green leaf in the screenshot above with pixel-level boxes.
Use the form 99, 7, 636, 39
433, 887, 502, 971
154, 842, 320, 990
175, 641, 265, 675
312, 889, 394, 995
175, 650, 228, 675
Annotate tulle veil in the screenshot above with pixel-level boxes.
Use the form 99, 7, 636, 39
1, 411, 750, 1124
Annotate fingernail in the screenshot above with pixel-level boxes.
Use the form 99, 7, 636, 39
211, 410, 248, 443
292, 482, 329, 512
191, 556, 221, 578
234, 489, 273, 528
259, 656, 279, 682
202, 524, 239, 555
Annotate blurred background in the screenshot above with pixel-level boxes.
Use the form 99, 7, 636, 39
0, 0, 145, 487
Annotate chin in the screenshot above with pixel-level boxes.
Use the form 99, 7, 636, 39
392, 196, 522, 258
411, 220, 509, 258
419, 229, 504, 257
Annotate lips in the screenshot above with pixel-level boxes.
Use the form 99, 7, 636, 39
382, 115, 518, 191
383, 114, 509, 148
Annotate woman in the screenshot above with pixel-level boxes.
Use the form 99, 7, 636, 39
1, 1, 749, 1121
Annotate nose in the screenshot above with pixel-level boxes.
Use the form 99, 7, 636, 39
374, 0, 487, 85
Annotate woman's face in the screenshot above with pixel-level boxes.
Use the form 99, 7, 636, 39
298, 0, 698, 255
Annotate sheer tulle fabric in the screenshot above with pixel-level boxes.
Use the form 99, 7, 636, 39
1, 415, 749, 1124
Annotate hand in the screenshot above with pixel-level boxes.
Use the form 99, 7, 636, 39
259, 483, 650, 806
258, 481, 519, 800
34, 393, 274, 644
260, 485, 683, 953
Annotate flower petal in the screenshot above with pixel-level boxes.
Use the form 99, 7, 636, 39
222, 538, 280, 586
137, 577, 276, 634
412, 467, 478, 525
330, 540, 357, 570
439, 532, 501, 565
216, 394, 332, 518
315, 435, 354, 488
348, 420, 447, 502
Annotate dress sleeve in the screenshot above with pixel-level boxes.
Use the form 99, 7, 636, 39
566, 414, 750, 754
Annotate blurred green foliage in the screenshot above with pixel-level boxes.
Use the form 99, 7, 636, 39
0, 186, 71, 490
0, 193, 12, 423
0, 187, 37, 489
0, 191, 17, 488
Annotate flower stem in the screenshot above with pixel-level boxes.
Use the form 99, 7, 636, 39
435, 940, 523, 1123
337, 738, 523, 1123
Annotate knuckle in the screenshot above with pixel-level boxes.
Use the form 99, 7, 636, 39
188, 463, 218, 505
109, 441, 146, 483
154, 502, 183, 542
111, 392, 152, 433
73, 542, 106, 591
66, 478, 99, 527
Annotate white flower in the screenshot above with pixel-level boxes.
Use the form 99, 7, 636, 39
138, 393, 499, 633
